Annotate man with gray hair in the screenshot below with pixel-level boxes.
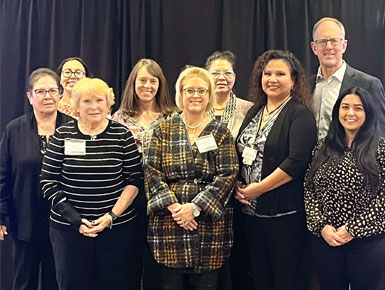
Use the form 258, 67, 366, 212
310, 17, 385, 139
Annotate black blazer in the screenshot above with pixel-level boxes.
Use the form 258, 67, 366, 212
236, 99, 317, 215
310, 64, 385, 134
0, 111, 72, 242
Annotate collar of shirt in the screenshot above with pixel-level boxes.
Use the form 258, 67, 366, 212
316, 60, 347, 83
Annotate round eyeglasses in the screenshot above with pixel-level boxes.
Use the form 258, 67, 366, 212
61, 69, 86, 79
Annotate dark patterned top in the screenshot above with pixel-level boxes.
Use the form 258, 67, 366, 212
144, 114, 238, 272
304, 138, 385, 238
41, 120, 143, 229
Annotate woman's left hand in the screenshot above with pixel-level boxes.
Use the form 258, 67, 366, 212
82, 214, 111, 236
235, 182, 263, 203
172, 203, 196, 229
336, 225, 354, 244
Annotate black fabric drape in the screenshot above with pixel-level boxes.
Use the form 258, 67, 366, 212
1, 1, 385, 289
2, 0, 385, 134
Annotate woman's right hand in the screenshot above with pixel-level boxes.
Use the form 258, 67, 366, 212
321, 225, 345, 247
0, 225, 7, 240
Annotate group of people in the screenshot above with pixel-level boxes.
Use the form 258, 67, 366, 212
1, 16, 385, 290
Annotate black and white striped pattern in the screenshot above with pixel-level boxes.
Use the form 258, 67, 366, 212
41, 120, 143, 228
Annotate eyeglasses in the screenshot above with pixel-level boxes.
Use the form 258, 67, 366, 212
183, 88, 209, 97
61, 69, 86, 79
313, 38, 343, 49
33, 88, 60, 98
210, 71, 235, 79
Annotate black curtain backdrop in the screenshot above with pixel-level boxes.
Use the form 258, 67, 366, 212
1, 0, 385, 289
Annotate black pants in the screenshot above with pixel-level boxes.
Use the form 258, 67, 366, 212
228, 202, 252, 290
50, 220, 143, 290
312, 234, 385, 290
244, 212, 307, 290
12, 236, 58, 290
161, 266, 220, 290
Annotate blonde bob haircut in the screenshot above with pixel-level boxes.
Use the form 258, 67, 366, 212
175, 66, 215, 112
71, 78, 115, 117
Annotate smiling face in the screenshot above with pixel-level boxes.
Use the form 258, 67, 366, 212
339, 94, 366, 137
77, 94, 109, 126
27, 75, 60, 115
60, 60, 86, 96
135, 67, 159, 104
182, 77, 210, 114
208, 59, 235, 96
311, 20, 347, 74
261, 59, 294, 101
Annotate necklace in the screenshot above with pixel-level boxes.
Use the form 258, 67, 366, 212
262, 96, 291, 122
182, 114, 207, 133
214, 106, 226, 111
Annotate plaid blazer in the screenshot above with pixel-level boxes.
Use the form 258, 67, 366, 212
144, 114, 238, 272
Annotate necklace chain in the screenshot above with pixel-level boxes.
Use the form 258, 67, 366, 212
182, 114, 207, 133
263, 96, 291, 122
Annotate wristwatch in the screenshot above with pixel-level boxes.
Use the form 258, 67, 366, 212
191, 203, 200, 217
108, 211, 117, 221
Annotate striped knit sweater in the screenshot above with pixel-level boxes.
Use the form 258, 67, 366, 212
41, 119, 143, 229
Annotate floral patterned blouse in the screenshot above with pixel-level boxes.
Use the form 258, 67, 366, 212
57, 100, 77, 118
111, 110, 165, 154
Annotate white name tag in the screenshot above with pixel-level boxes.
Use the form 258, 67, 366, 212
242, 147, 257, 165
64, 139, 86, 155
196, 134, 218, 153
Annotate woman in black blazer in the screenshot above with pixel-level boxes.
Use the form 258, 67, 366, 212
235, 50, 317, 290
0, 68, 72, 290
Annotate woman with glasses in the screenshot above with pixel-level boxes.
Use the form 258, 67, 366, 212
205, 51, 253, 137
144, 66, 238, 290
0, 68, 72, 290
56, 57, 90, 117
235, 50, 317, 290
305, 87, 385, 290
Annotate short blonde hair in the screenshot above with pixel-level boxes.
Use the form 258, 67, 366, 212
71, 78, 115, 117
175, 66, 215, 112
312, 17, 346, 40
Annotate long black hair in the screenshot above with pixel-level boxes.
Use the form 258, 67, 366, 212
306, 87, 380, 189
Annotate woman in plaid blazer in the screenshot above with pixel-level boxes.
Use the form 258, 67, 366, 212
144, 66, 239, 290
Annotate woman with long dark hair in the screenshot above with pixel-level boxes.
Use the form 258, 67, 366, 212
305, 87, 385, 289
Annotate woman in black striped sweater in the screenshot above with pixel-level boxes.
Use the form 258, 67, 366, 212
41, 78, 144, 290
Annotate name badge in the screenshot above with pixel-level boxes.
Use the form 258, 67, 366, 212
195, 134, 218, 153
242, 147, 257, 165
64, 139, 86, 155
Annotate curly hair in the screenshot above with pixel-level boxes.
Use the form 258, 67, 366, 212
248, 50, 312, 108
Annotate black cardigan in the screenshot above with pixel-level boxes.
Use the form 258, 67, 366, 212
236, 99, 317, 215
0, 111, 72, 242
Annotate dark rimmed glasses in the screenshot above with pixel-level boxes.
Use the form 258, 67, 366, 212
61, 69, 86, 79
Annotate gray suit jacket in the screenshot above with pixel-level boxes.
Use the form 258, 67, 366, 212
310, 64, 385, 135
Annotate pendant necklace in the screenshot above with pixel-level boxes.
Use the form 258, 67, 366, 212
263, 96, 291, 122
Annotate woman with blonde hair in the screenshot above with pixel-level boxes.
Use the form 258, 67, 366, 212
41, 78, 144, 290
144, 66, 238, 290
